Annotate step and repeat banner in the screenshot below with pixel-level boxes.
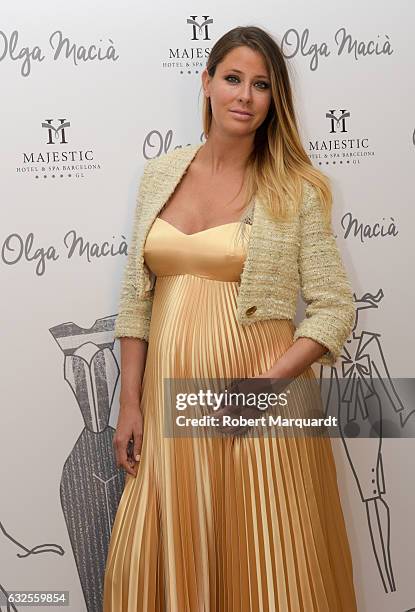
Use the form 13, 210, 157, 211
1, 1, 414, 610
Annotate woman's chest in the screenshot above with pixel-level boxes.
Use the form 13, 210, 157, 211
157, 172, 251, 235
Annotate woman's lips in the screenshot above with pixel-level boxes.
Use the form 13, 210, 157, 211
230, 110, 253, 119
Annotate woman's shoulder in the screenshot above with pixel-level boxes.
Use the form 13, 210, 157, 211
136, 144, 201, 210
145, 143, 201, 175
300, 178, 319, 201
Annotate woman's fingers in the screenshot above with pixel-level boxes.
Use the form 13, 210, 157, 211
113, 410, 144, 477
113, 434, 137, 476
215, 403, 264, 435
132, 422, 143, 465
215, 404, 246, 435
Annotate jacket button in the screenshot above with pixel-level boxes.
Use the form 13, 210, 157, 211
245, 306, 257, 316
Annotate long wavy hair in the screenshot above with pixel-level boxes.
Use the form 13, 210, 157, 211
200, 25, 332, 228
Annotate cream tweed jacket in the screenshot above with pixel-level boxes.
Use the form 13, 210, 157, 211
114, 143, 356, 366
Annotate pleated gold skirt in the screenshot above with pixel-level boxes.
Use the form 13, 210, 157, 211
103, 219, 357, 611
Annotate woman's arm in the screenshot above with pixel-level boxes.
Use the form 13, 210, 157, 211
260, 336, 328, 380
114, 159, 155, 341
113, 329, 149, 479
119, 337, 148, 404
260, 181, 355, 378
112, 160, 154, 475
290, 181, 356, 367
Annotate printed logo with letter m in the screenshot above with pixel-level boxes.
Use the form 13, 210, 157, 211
42, 119, 71, 145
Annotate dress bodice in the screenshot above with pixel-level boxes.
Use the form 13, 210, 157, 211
144, 217, 252, 282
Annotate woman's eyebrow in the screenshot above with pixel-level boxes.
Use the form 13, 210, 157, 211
224, 68, 269, 79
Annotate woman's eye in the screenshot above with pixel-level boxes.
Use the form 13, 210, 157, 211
224, 75, 269, 89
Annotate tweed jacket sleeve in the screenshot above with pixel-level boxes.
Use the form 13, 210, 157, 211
113, 160, 155, 341
292, 182, 356, 366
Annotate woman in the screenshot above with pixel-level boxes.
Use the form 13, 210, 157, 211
103, 26, 357, 611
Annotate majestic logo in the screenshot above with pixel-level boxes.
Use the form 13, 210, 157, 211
325, 109, 350, 133
308, 108, 372, 163
42, 119, 71, 145
186, 16, 213, 41
16, 117, 100, 179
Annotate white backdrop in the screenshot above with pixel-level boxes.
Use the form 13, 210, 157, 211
1, 1, 415, 610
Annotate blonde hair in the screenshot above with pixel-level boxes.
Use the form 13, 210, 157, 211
200, 25, 333, 229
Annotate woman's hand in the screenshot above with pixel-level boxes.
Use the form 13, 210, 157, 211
113, 398, 143, 477
214, 377, 265, 436
214, 374, 292, 436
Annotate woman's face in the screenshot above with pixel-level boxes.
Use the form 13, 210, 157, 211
202, 45, 272, 137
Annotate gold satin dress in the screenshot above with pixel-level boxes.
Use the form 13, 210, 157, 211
103, 217, 357, 612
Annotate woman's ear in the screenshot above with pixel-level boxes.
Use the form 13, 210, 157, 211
201, 68, 210, 97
